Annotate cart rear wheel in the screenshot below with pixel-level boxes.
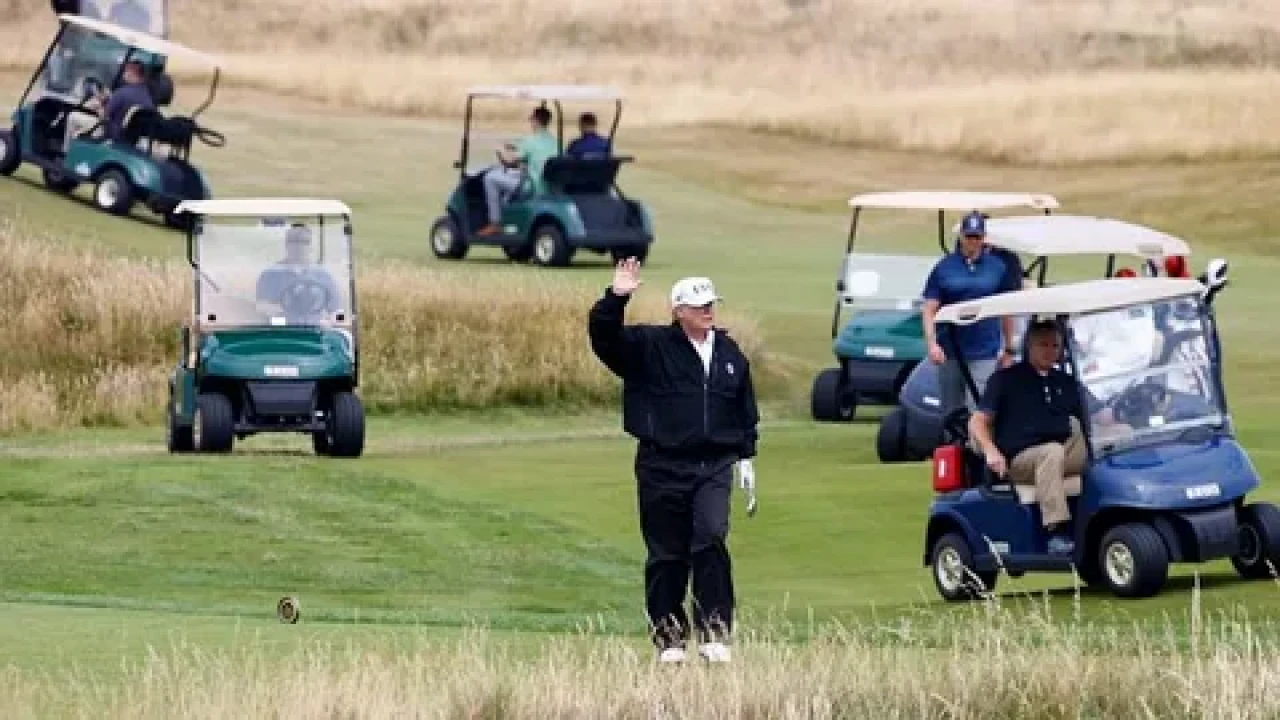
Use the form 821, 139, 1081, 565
610, 244, 649, 264
1232, 502, 1280, 579
876, 407, 909, 461
430, 215, 467, 259
810, 368, 854, 421
42, 166, 78, 193
532, 223, 573, 267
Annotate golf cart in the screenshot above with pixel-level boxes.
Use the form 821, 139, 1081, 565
166, 198, 365, 458
428, 85, 655, 267
923, 266, 1278, 600
0, 11, 225, 228
878, 214, 1195, 463
811, 191, 1060, 422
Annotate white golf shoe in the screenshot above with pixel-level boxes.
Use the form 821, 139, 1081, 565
658, 647, 687, 663
698, 642, 731, 663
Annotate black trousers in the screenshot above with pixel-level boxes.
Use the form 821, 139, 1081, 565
635, 446, 736, 649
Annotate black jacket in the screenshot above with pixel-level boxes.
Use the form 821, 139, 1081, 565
588, 287, 759, 459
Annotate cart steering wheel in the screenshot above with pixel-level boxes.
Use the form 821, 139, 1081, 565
61, 76, 107, 136
278, 277, 332, 319
1110, 379, 1168, 428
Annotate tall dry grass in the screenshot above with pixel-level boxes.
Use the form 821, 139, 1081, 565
0, 220, 769, 435
6, 592, 1280, 718
4, 0, 1280, 163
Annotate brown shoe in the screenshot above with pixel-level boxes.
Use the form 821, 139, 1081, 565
477, 223, 501, 237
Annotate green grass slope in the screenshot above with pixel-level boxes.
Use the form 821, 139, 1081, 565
4, 75, 1280, 681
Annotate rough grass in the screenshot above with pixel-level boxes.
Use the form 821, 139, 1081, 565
6, 593, 1280, 719
0, 220, 770, 434
3, 0, 1280, 164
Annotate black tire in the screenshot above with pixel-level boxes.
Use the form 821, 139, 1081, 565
42, 166, 79, 193
429, 215, 467, 260
876, 407, 909, 462
810, 367, 854, 421
164, 210, 193, 232
194, 392, 235, 453
503, 243, 533, 262
1097, 523, 1169, 598
311, 430, 330, 456
166, 405, 194, 453
610, 244, 649, 264
531, 222, 573, 267
1231, 502, 1280, 579
92, 168, 134, 215
931, 531, 998, 602
325, 391, 365, 458
0, 128, 19, 176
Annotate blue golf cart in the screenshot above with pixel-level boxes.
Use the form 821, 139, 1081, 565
0, 10, 224, 228
812, 191, 1059, 422
878, 214, 1196, 463
924, 265, 1280, 600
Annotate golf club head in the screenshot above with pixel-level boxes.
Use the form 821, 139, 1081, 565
277, 595, 300, 624
746, 490, 758, 517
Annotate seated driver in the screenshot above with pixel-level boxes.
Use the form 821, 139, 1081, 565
255, 223, 343, 323
969, 318, 1125, 555
96, 60, 155, 143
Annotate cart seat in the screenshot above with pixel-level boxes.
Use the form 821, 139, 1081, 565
1002, 474, 1082, 504
542, 155, 632, 195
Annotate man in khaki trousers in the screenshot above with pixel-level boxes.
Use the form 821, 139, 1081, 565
969, 319, 1123, 555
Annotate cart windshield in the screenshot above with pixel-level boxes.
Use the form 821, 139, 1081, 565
1070, 295, 1223, 452
37, 25, 132, 102
193, 216, 354, 330
839, 252, 939, 310
37, 2, 168, 102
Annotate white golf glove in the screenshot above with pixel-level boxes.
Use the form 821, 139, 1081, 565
736, 459, 757, 517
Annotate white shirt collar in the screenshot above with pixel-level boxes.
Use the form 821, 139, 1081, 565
688, 329, 714, 374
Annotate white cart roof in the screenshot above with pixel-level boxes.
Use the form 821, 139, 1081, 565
847, 191, 1060, 211
935, 277, 1205, 325
466, 85, 623, 101
174, 198, 352, 217
967, 214, 1192, 258
59, 14, 220, 69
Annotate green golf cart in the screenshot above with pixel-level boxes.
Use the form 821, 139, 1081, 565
166, 198, 365, 458
428, 84, 655, 267
0, 11, 225, 228
811, 190, 1060, 422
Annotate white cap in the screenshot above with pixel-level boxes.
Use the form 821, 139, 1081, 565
670, 276, 720, 307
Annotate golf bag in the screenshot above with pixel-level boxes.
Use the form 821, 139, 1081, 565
122, 107, 195, 147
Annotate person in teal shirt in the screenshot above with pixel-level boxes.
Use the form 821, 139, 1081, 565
478, 106, 558, 236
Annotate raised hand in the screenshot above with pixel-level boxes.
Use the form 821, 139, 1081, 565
611, 257, 643, 296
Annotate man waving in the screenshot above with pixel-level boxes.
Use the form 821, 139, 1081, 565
587, 257, 760, 664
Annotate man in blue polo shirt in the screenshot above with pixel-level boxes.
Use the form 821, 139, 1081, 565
566, 112, 610, 159
922, 211, 1020, 418
98, 60, 154, 143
